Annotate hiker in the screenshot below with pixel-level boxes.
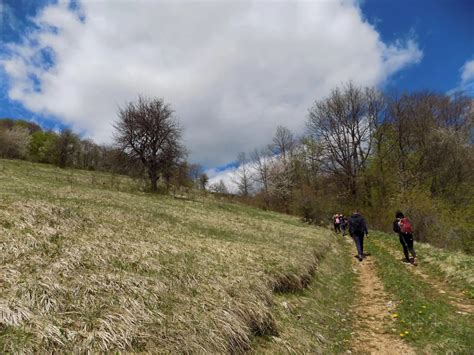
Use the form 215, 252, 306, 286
349, 210, 368, 261
333, 214, 341, 233
393, 211, 417, 265
340, 215, 347, 236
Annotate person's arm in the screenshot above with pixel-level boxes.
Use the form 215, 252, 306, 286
393, 220, 400, 233
363, 218, 368, 235
348, 219, 353, 235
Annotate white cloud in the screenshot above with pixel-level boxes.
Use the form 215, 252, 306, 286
448, 57, 474, 95
460, 59, 474, 84
1, 0, 422, 167
207, 165, 239, 194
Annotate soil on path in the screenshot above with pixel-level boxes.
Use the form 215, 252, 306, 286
348, 243, 415, 355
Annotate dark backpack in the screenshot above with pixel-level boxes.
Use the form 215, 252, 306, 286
399, 218, 413, 234
351, 216, 365, 234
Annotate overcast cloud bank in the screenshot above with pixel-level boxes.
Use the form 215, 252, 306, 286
1, 0, 422, 167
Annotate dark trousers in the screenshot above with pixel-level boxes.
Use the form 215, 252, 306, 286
334, 223, 341, 233
399, 233, 416, 260
352, 232, 365, 257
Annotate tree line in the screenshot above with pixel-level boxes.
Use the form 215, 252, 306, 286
228, 83, 473, 253
0, 97, 206, 192
1, 85, 472, 252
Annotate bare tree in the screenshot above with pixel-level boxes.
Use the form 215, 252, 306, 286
250, 146, 272, 204
0, 126, 30, 159
114, 96, 183, 192
199, 173, 209, 190
209, 179, 228, 194
272, 125, 296, 162
188, 163, 204, 188
55, 128, 79, 169
232, 152, 253, 196
307, 82, 380, 197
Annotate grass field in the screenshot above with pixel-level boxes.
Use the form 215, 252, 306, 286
0, 159, 354, 352
368, 232, 474, 353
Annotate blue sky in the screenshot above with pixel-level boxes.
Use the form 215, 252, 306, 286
0, 0, 472, 171
361, 0, 473, 93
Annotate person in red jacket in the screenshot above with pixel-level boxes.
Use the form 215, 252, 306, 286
393, 211, 417, 265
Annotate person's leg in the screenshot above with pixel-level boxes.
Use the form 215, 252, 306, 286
399, 235, 409, 261
360, 234, 364, 256
353, 233, 364, 260
405, 234, 417, 258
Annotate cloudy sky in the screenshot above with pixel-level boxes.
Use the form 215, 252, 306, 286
0, 0, 473, 174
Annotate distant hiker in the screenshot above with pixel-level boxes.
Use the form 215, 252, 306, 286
393, 211, 417, 265
340, 215, 347, 236
333, 214, 341, 233
349, 210, 368, 261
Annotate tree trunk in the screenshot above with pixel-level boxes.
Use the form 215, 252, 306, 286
148, 169, 158, 192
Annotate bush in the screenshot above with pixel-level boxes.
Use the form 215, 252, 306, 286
0, 127, 31, 159
392, 188, 474, 254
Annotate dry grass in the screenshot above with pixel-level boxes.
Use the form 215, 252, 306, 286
0, 159, 337, 352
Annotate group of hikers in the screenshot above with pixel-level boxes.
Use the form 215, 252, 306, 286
333, 211, 417, 264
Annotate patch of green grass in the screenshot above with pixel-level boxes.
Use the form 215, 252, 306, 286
368, 234, 474, 353
374, 232, 474, 299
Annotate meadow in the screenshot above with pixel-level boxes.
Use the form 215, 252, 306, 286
0, 159, 352, 352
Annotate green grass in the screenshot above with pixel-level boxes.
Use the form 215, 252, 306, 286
368, 232, 474, 354
0, 159, 353, 352
374, 232, 474, 299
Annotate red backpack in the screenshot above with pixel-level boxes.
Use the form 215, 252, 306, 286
399, 218, 413, 234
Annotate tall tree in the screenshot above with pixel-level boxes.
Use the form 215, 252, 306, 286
55, 128, 79, 168
307, 82, 381, 197
250, 147, 272, 205
114, 96, 183, 192
272, 125, 296, 162
233, 152, 253, 197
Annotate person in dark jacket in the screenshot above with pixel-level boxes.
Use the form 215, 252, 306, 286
393, 211, 417, 264
349, 210, 368, 261
340, 215, 348, 236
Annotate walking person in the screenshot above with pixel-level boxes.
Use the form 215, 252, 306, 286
340, 214, 347, 236
393, 211, 417, 265
349, 210, 368, 261
333, 214, 341, 233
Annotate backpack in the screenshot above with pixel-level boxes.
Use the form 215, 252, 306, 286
399, 218, 413, 234
350, 215, 366, 234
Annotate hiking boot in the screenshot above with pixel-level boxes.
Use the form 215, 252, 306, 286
411, 257, 417, 266
358, 255, 363, 262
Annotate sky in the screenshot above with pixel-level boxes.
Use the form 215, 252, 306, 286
0, 0, 473, 182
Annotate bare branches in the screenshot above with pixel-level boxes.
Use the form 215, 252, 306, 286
114, 96, 184, 192
233, 152, 253, 197
307, 82, 381, 197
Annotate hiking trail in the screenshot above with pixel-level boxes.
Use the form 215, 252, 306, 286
347, 239, 415, 355
375, 241, 474, 315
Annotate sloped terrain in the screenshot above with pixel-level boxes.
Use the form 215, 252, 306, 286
0, 159, 352, 352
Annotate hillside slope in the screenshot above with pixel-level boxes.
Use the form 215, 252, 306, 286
0, 159, 353, 352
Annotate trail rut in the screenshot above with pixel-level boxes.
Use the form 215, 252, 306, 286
348, 242, 415, 354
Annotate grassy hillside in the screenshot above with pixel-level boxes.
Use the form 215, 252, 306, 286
0, 159, 354, 352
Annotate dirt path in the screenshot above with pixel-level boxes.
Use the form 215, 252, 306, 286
348, 243, 415, 354
377, 242, 474, 315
